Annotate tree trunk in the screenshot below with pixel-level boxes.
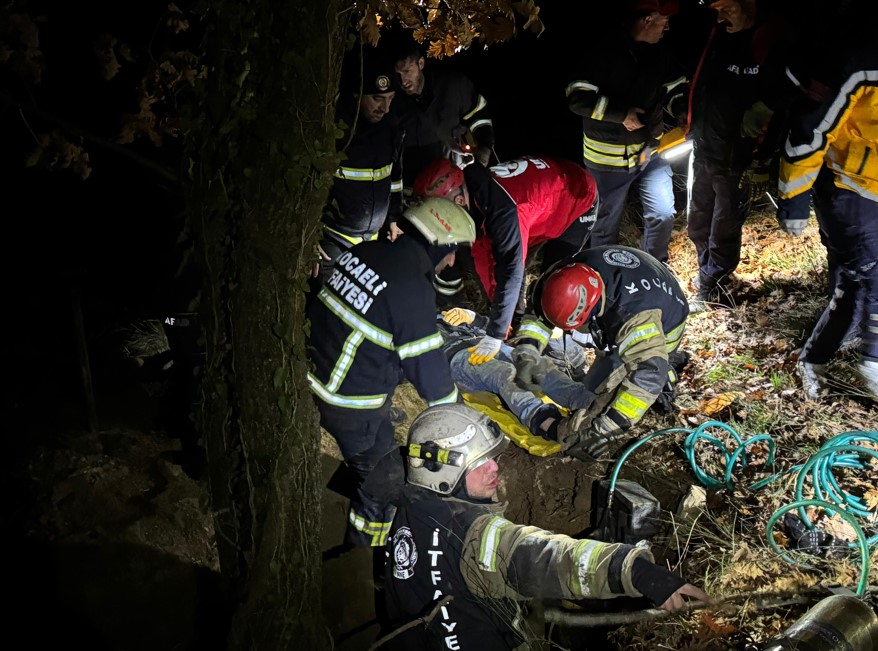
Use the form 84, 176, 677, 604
185, 1, 350, 648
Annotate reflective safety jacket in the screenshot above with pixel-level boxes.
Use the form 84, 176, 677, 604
384, 487, 653, 650
566, 30, 688, 172
465, 156, 599, 340
307, 236, 459, 410
778, 43, 878, 204
323, 102, 405, 246
393, 68, 494, 188
517, 246, 688, 437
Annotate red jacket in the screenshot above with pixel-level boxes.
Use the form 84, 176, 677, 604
465, 156, 598, 338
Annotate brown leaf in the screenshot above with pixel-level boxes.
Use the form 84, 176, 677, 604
699, 391, 745, 415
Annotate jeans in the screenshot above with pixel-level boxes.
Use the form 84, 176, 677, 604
589, 157, 676, 263
686, 156, 749, 288
449, 344, 594, 432
801, 173, 878, 364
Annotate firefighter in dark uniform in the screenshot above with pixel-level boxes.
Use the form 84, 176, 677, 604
565, 0, 688, 263
314, 46, 405, 282
307, 197, 476, 547
512, 245, 689, 461
364, 404, 709, 649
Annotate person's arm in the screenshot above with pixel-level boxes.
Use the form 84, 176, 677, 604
460, 514, 707, 608
566, 71, 630, 125
387, 124, 406, 237
563, 309, 672, 460
455, 73, 494, 165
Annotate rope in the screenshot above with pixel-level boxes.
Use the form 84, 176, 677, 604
607, 421, 878, 596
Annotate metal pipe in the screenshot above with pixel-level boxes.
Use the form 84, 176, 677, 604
758, 594, 878, 651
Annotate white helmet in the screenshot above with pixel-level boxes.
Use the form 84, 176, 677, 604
402, 197, 477, 246
406, 404, 508, 495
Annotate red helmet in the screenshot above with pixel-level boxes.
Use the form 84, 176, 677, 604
540, 263, 604, 330
413, 158, 465, 199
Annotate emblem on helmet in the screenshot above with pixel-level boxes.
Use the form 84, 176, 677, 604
375, 75, 390, 91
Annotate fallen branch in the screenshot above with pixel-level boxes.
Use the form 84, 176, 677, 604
368, 595, 454, 650
543, 588, 845, 628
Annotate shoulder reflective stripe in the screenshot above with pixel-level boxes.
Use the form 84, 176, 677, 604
566, 80, 599, 96
583, 134, 626, 154
785, 70, 878, 159
319, 289, 393, 348
663, 75, 687, 92
618, 324, 660, 355
323, 226, 377, 246
470, 118, 493, 131
591, 95, 608, 121
463, 94, 488, 120
478, 516, 511, 572
778, 168, 820, 198
349, 511, 393, 546
397, 332, 443, 359
326, 331, 365, 392
391, 180, 403, 192
307, 373, 388, 408
613, 391, 649, 420
334, 163, 394, 181
574, 539, 607, 597
428, 387, 459, 407
518, 321, 551, 345
664, 323, 685, 351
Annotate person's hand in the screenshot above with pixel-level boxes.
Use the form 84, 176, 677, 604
468, 336, 503, 365
441, 308, 476, 326
740, 100, 774, 138
623, 107, 645, 131
311, 242, 331, 278
511, 344, 543, 391
658, 583, 712, 611
387, 221, 403, 242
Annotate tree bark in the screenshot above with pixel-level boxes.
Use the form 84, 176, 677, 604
185, 1, 350, 648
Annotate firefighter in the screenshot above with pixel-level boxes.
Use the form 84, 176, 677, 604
512, 245, 689, 461
565, 0, 688, 263
686, 0, 785, 311
313, 45, 405, 282
307, 197, 476, 547
775, 38, 878, 400
413, 155, 599, 366
366, 404, 709, 649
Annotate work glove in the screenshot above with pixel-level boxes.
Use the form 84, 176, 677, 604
468, 336, 502, 365
776, 193, 811, 237
740, 100, 774, 139
512, 343, 546, 391
559, 413, 624, 462
441, 307, 476, 326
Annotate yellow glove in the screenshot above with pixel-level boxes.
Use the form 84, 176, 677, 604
468, 336, 502, 365
441, 307, 476, 326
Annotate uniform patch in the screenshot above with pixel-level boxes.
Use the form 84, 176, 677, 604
603, 248, 640, 269
375, 74, 390, 91
392, 526, 418, 580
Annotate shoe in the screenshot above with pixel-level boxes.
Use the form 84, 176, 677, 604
797, 360, 828, 399
856, 359, 878, 400
668, 349, 691, 374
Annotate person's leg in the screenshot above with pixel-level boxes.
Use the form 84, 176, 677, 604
638, 157, 677, 263
588, 169, 637, 248
705, 166, 749, 285
686, 156, 719, 282
318, 401, 397, 547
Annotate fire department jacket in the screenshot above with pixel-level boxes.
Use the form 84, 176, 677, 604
566, 29, 688, 172
307, 236, 459, 410
778, 41, 878, 205
464, 156, 599, 341
691, 24, 783, 170
393, 67, 494, 188
322, 100, 405, 245
384, 486, 654, 650
517, 246, 688, 438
